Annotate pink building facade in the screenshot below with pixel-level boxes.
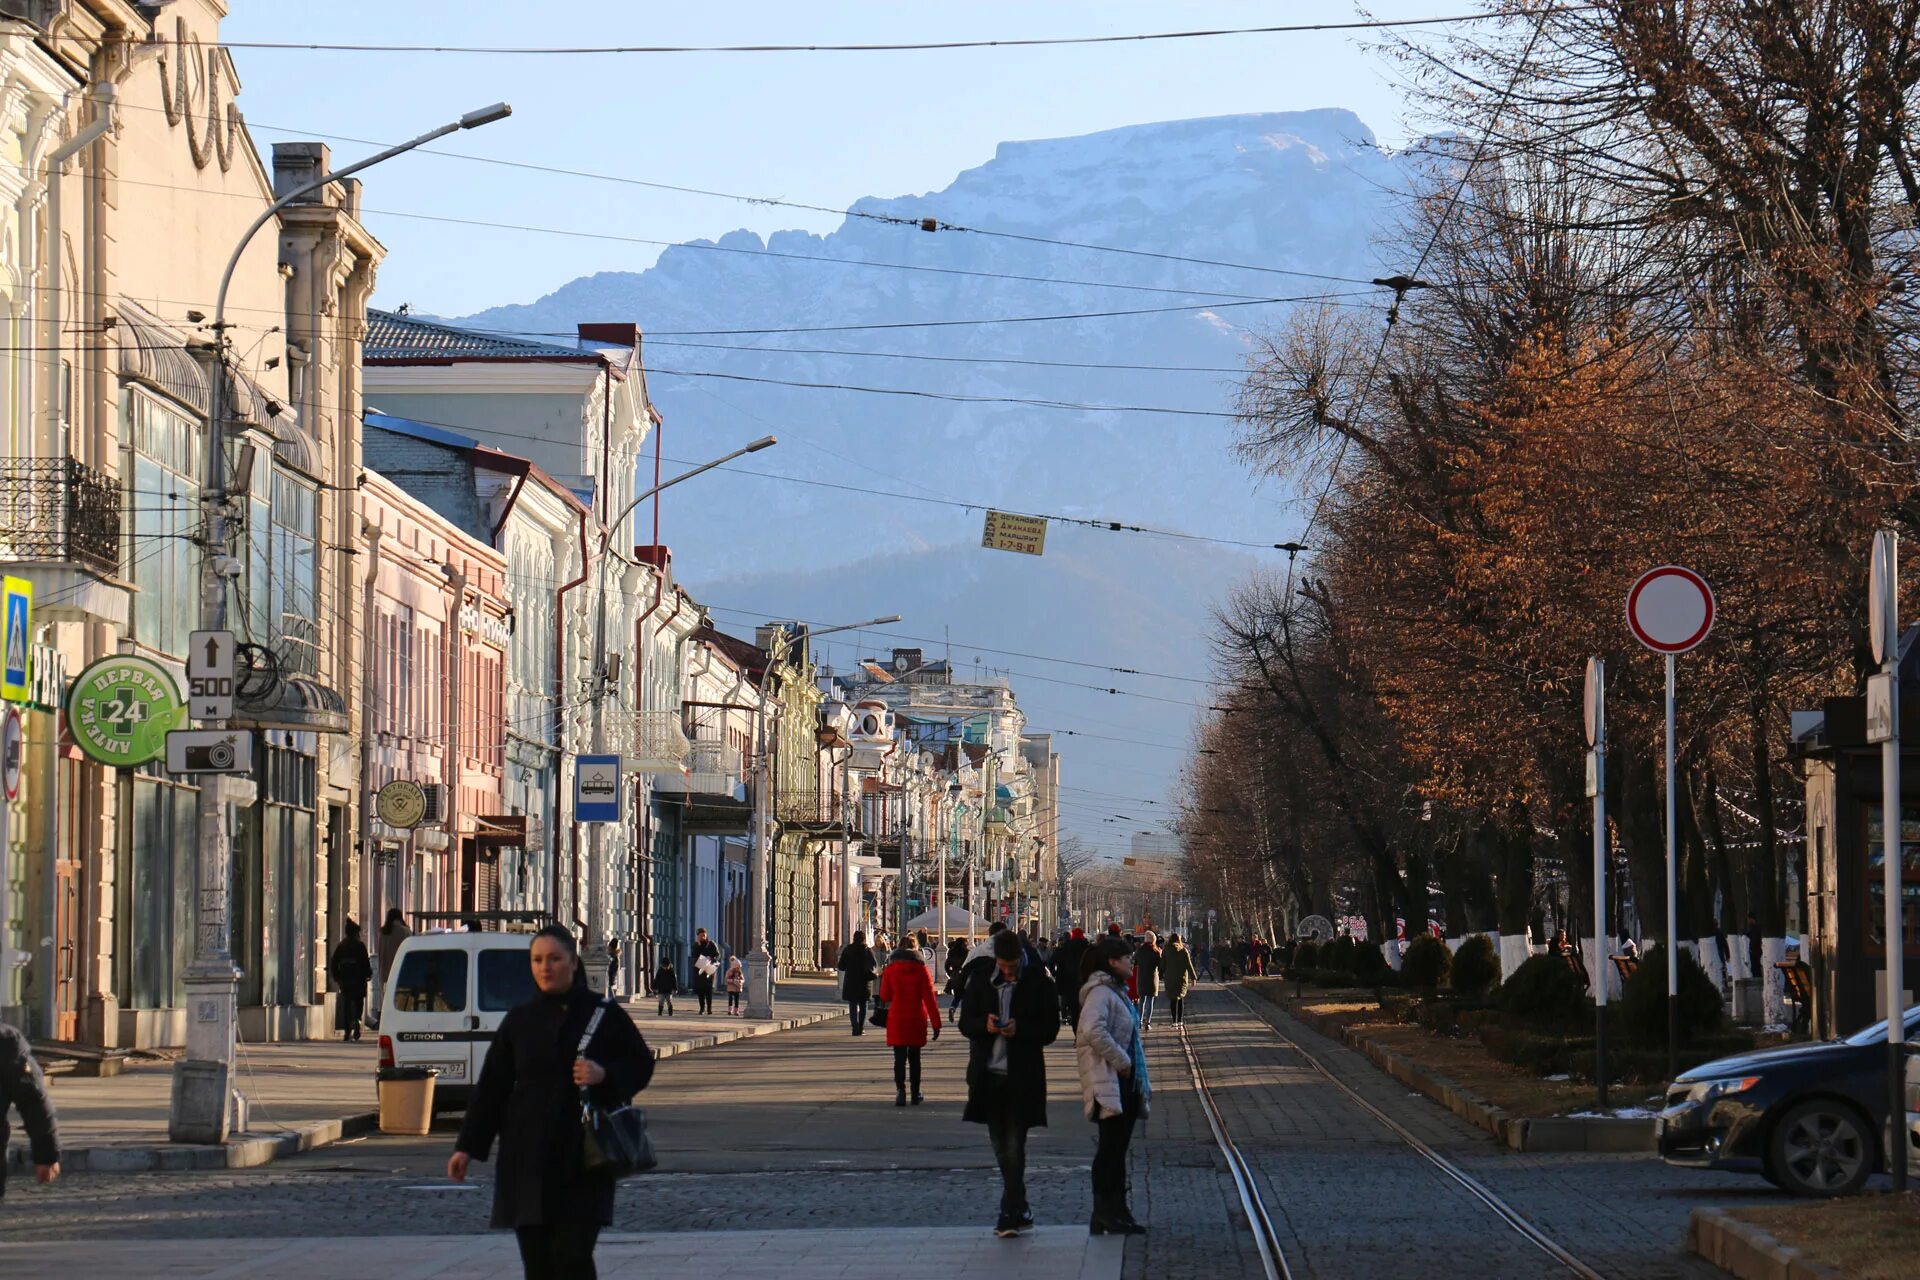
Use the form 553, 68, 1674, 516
359, 473, 510, 931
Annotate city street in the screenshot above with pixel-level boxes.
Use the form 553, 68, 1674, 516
2, 985, 1770, 1279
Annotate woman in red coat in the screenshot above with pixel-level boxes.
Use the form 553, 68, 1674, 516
878, 941, 943, 1107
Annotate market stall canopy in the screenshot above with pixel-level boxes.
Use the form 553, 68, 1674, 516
903, 904, 989, 934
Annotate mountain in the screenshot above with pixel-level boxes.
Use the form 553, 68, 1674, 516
455, 110, 1407, 839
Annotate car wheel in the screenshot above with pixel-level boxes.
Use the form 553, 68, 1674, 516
1768, 1099, 1874, 1197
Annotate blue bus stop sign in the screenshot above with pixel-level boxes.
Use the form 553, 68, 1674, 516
576, 754, 621, 823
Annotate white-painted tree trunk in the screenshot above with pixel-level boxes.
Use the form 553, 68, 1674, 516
1499, 932, 1532, 979
1582, 937, 1626, 1003
1762, 936, 1789, 1027
1695, 937, 1725, 998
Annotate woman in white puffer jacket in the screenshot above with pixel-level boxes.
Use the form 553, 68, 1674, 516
1074, 935, 1148, 1235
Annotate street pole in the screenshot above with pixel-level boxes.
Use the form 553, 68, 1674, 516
171, 102, 512, 1145
942, 782, 957, 954
1588, 657, 1609, 1111
1665, 650, 1679, 1087
584, 436, 776, 989
744, 614, 896, 1017
1873, 530, 1906, 1192
838, 746, 851, 953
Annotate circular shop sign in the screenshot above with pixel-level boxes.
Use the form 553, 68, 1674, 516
1626, 565, 1715, 655
66, 654, 184, 767
2, 708, 21, 800
377, 779, 428, 829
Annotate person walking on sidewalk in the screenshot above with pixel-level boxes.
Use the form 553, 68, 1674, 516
836, 930, 879, 1036
880, 937, 942, 1105
605, 939, 621, 998
945, 937, 969, 1014
960, 928, 1060, 1238
450, 925, 653, 1280
328, 920, 372, 1042
376, 907, 411, 1009
1160, 933, 1197, 1026
1051, 927, 1091, 1030
1076, 935, 1149, 1235
1134, 931, 1162, 1030
0, 1020, 59, 1199
725, 955, 745, 1014
691, 928, 720, 1015
651, 957, 678, 1017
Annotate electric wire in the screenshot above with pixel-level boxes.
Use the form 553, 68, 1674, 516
193, 11, 1582, 55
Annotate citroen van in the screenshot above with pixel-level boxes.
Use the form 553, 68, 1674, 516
376, 930, 539, 1109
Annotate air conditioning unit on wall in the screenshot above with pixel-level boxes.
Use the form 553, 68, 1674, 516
420, 783, 446, 824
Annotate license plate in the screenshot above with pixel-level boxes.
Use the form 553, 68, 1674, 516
429, 1060, 467, 1082
1652, 1116, 1666, 1137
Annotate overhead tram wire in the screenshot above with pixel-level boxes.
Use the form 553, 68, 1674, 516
152, 106, 1394, 290
353, 404, 1300, 553
0, 141, 1393, 308
648, 340, 1251, 375
188, 11, 1560, 56
1278, 7, 1553, 600
645, 365, 1238, 417
695, 605, 1218, 686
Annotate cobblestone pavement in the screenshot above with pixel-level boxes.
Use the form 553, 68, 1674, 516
2, 984, 1796, 1279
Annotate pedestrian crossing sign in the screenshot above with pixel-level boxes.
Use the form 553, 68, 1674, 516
1, 576, 31, 704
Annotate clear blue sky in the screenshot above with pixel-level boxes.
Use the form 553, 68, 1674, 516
222, 1, 1442, 317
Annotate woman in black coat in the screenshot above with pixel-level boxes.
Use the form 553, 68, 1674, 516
450, 925, 654, 1280
835, 931, 878, 1036
328, 920, 372, 1042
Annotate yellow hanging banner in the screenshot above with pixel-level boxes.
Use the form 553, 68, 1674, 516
981, 511, 1047, 557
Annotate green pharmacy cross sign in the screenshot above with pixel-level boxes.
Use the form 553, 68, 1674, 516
67, 654, 186, 767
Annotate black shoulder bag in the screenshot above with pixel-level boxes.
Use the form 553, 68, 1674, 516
577, 999, 658, 1177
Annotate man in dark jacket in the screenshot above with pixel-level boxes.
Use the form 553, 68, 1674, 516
836, 932, 878, 1035
960, 929, 1060, 1237
1050, 927, 1091, 1028
0, 1021, 59, 1198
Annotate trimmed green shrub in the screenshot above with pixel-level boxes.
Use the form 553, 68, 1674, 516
1400, 936, 1452, 990
1351, 943, 1388, 983
1450, 935, 1500, 997
1479, 1025, 1590, 1076
1322, 936, 1358, 973
1499, 954, 1588, 1026
1617, 943, 1725, 1046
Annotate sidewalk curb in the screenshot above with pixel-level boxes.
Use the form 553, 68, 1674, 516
8, 1003, 841, 1177
1687, 1207, 1843, 1280
1242, 982, 1653, 1153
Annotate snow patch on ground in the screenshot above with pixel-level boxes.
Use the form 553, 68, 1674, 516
1568, 1107, 1658, 1119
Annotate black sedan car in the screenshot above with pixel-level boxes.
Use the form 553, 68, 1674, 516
1657, 1006, 1920, 1196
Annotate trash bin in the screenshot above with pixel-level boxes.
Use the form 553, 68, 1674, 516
377, 1065, 438, 1135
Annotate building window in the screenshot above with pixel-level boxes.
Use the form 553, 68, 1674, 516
116, 767, 199, 1008
271, 471, 318, 675
253, 746, 317, 1006
124, 391, 202, 658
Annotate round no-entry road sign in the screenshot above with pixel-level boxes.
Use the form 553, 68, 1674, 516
1627, 566, 1715, 654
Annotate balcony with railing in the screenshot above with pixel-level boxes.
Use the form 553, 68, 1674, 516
0, 457, 129, 625
655, 739, 744, 800
619, 709, 691, 775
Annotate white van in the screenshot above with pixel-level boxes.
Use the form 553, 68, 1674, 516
376, 930, 540, 1109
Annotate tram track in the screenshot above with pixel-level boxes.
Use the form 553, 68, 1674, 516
1177, 983, 1606, 1279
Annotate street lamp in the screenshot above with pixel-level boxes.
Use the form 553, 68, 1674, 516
944, 776, 965, 955
583, 436, 777, 988
173, 102, 513, 1146
745, 613, 898, 1018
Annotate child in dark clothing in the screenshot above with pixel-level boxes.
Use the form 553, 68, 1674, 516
652, 959, 678, 1016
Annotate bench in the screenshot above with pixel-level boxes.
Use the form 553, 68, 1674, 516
1776, 961, 1814, 1030
1610, 954, 1639, 986
1562, 948, 1591, 989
